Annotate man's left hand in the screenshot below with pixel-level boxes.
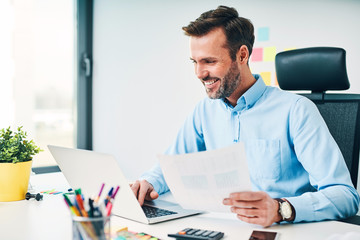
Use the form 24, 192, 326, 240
223, 191, 281, 227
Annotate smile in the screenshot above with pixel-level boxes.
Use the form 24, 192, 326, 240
204, 79, 219, 86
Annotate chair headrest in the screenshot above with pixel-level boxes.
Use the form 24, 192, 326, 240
275, 47, 350, 92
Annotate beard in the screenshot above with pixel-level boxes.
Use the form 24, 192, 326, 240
204, 61, 241, 99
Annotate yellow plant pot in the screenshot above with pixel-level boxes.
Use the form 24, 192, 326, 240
0, 160, 32, 202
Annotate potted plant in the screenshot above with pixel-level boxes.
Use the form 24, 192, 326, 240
0, 126, 42, 201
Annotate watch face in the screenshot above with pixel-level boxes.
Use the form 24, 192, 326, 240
280, 201, 292, 219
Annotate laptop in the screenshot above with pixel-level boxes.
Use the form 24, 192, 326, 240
48, 145, 201, 224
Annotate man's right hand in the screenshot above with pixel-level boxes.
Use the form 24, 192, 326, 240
130, 179, 159, 206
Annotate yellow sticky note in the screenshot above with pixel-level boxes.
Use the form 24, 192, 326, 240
274, 73, 279, 86
264, 47, 276, 62
260, 72, 271, 86
116, 226, 128, 233
284, 47, 297, 51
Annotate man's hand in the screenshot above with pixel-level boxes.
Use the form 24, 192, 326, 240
130, 179, 159, 206
223, 191, 281, 227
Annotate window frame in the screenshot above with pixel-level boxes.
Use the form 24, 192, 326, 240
32, 0, 93, 174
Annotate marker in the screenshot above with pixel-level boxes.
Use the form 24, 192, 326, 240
94, 183, 105, 204
111, 186, 120, 199
75, 189, 88, 217
66, 188, 75, 195
104, 187, 114, 206
63, 194, 80, 216
88, 198, 95, 217
105, 201, 113, 217
93, 205, 103, 217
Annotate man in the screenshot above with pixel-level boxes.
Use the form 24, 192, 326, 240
131, 5, 359, 227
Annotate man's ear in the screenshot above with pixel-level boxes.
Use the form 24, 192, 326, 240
237, 45, 249, 64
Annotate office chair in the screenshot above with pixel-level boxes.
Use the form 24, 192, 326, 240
275, 47, 360, 225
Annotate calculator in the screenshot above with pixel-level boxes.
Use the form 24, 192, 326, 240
168, 228, 224, 240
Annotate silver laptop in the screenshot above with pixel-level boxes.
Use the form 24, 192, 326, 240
48, 145, 200, 224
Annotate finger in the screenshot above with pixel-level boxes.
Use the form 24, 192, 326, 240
237, 214, 273, 227
149, 190, 159, 200
138, 180, 151, 206
231, 206, 259, 217
229, 191, 267, 201
236, 214, 261, 225
145, 191, 159, 202
223, 198, 231, 205
223, 198, 259, 208
131, 180, 140, 198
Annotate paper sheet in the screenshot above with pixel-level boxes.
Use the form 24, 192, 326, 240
158, 142, 251, 213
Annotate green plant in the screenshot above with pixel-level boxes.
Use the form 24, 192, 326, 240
0, 126, 42, 163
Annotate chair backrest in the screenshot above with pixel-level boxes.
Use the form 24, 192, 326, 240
275, 47, 360, 188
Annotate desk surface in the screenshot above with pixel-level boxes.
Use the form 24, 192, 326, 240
0, 172, 359, 240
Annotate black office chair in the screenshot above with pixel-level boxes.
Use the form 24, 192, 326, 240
275, 47, 360, 225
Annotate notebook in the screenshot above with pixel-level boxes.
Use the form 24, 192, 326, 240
48, 145, 201, 224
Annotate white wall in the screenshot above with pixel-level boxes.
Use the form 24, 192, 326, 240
93, 0, 360, 181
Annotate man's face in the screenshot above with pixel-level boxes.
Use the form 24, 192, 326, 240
190, 28, 241, 99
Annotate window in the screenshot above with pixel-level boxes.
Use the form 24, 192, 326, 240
0, 0, 78, 170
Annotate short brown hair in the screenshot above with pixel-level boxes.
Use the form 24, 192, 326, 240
182, 6, 255, 61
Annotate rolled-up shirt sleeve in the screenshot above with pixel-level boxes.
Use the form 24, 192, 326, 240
287, 97, 360, 222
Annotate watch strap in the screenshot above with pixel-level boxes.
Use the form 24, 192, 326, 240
275, 198, 295, 222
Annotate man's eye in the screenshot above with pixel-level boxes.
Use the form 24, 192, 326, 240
206, 60, 216, 64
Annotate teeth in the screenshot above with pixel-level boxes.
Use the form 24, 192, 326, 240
204, 79, 217, 85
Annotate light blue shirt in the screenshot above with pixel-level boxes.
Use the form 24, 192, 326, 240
141, 74, 360, 223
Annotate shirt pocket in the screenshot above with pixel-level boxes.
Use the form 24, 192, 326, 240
245, 139, 281, 181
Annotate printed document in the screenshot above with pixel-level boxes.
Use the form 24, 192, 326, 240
158, 142, 251, 213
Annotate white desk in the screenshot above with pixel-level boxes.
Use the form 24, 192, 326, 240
0, 172, 359, 240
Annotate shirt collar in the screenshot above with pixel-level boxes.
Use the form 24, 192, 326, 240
223, 74, 267, 111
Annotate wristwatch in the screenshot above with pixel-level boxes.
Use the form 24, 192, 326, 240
275, 198, 294, 222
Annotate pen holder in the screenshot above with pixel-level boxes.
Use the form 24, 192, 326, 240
72, 215, 111, 240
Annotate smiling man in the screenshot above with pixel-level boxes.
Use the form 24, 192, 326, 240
189, 27, 253, 106
131, 6, 359, 227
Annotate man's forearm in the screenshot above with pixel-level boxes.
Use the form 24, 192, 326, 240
286, 186, 359, 222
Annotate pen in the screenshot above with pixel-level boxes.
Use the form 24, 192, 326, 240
104, 185, 119, 217
63, 198, 78, 216
88, 198, 95, 217
63, 193, 81, 216
89, 197, 103, 237
75, 189, 88, 217
94, 183, 105, 204
63, 191, 100, 240
105, 201, 113, 217
111, 185, 120, 199
75, 190, 99, 239
93, 206, 103, 217
104, 187, 113, 206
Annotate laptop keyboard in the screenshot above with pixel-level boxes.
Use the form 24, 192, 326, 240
142, 205, 178, 218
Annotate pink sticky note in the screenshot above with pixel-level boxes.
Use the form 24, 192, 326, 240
251, 47, 263, 62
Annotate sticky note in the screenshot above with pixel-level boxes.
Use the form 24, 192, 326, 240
284, 47, 297, 51
257, 27, 269, 41
251, 47, 263, 62
41, 189, 55, 194
274, 73, 279, 86
115, 237, 126, 240
264, 47, 276, 62
116, 227, 128, 233
260, 72, 271, 86
51, 191, 62, 195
